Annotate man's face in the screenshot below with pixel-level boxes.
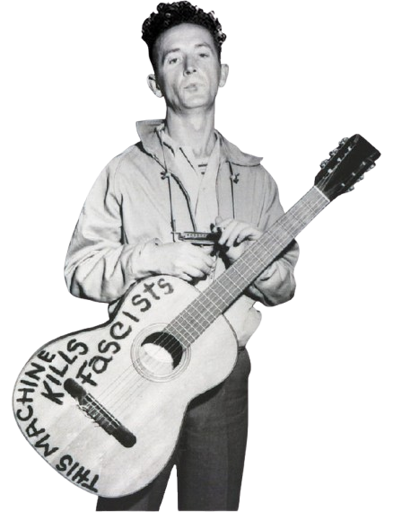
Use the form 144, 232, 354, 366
150, 23, 228, 112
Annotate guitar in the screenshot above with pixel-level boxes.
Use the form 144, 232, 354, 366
13, 134, 380, 497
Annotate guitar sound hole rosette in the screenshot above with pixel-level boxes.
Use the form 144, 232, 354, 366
131, 323, 191, 382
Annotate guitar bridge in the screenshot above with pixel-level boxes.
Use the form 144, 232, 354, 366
64, 378, 137, 448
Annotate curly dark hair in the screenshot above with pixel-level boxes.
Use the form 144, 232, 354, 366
142, 2, 226, 66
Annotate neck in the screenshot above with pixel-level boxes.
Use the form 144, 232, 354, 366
164, 107, 216, 159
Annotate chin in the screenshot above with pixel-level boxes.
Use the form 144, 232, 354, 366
181, 95, 213, 110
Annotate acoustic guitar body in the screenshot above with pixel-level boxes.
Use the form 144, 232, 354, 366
13, 136, 381, 500
13, 275, 238, 497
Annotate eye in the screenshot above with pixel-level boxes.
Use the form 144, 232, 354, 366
168, 57, 179, 65
199, 52, 210, 58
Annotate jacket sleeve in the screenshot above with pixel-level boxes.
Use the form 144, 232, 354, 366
246, 167, 299, 306
64, 162, 157, 303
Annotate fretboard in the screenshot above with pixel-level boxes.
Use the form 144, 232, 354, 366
166, 186, 330, 345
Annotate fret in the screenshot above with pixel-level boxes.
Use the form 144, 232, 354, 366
217, 273, 243, 294
194, 294, 222, 319
187, 301, 218, 324
173, 294, 222, 344
169, 301, 217, 344
265, 229, 287, 249
230, 263, 247, 279
284, 209, 304, 231
180, 317, 201, 340
204, 284, 232, 310
231, 258, 257, 284
166, 322, 194, 346
173, 318, 200, 341
181, 310, 210, 334
302, 195, 321, 217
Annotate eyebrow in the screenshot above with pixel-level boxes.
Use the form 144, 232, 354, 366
161, 42, 214, 63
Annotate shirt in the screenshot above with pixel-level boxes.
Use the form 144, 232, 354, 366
158, 127, 220, 234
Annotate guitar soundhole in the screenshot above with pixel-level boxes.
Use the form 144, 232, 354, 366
131, 324, 190, 382
142, 333, 183, 368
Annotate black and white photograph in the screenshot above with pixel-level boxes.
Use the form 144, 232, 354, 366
2, 1, 392, 511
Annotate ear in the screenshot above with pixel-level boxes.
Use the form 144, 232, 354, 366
147, 74, 163, 98
219, 64, 229, 88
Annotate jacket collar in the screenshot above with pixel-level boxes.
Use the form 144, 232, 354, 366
136, 119, 262, 168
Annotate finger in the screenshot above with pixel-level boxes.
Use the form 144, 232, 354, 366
226, 225, 247, 247
176, 249, 213, 275
182, 265, 208, 279
236, 227, 261, 245
218, 221, 242, 246
215, 219, 235, 244
199, 245, 215, 256
191, 258, 214, 275
179, 272, 193, 282
173, 262, 212, 280
177, 243, 213, 267
213, 216, 223, 230
213, 217, 233, 233
192, 247, 215, 268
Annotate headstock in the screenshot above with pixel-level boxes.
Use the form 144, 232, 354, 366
315, 134, 381, 201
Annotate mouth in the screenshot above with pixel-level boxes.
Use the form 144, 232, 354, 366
184, 83, 201, 92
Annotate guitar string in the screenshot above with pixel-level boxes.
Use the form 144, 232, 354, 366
83, 394, 136, 445
82, 394, 119, 429
96, 211, 292, 409
94, 230, 270, 405
67, 188, 324, 428
98, 188, 326, 416
99, 187, 330, 412
51, 147, 376, 488
99, 190, 329, 416
59, 145, 376, 440
77, 170, 370, 422
31, 142, 374, 442
102, 206, 328, 418
97, 189, 329, 416
97, 265, 257, 411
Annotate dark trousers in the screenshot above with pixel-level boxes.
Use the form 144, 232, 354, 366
97, 348, 251, 511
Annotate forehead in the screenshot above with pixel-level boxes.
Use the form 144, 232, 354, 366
154, 23, 218, 59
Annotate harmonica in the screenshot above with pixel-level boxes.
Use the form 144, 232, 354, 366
174, 231, 220, 245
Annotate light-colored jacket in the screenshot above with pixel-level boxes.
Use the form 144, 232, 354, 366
64, 120, 299, 345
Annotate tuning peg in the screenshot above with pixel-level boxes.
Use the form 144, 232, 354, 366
320, 159, 330, 168
339, 137, 349, 146
329, 148, 339, 157
360, 162, 375, 180
348, 175, 365, 192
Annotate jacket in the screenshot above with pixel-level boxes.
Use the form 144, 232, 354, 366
64, 120, 299, 345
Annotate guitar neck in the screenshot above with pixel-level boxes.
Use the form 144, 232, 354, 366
166, 186, 330, 345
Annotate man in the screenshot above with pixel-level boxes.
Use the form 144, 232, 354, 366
64, 2, 299, 510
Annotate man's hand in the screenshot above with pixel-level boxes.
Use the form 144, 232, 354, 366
214, 217, 262, 264
147, 242, 215, 282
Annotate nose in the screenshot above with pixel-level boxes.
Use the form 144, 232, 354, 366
184, 56, 197, 75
